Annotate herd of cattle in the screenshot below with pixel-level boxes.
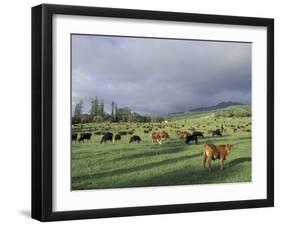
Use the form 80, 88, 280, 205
72, 120, 251, 170
71, 126, 231, 145
72, 127, 240, 170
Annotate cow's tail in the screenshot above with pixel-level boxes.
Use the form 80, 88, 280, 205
203, 144, 207, 168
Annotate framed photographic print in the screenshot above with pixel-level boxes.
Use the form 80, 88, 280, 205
32, 4, 274, 221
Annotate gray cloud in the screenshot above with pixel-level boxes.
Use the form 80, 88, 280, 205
72, 35, 251, 115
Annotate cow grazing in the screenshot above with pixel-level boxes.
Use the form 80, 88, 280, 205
185, 134, 198, 144
128, 130, 134, 135
177, 131, 191, 139
203, 144, 234, 170
212, 129, 222, 137
114, 133, 121, 143
72, 133, 78, 143
100, 132, 113, 144
78, 132, 92, 142
192, 131, 204, 138
152, 131, 170, 144
129, 135, 142, 143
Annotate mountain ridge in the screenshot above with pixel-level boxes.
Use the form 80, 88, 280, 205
189, 101, 244, 112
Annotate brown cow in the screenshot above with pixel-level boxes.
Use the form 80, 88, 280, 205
176, 131, 191, 139
203, 144, 234, 170
152, 131, 170, 144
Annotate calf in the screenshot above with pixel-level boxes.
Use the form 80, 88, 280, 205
212, 129, 222, 137
152, 131, 169, 144
185, 134, 198, 144
192, 131, 204, 138
100, 132, 113, 144
129, 135, 142, 143
113, 133, 121, 143
203, 144, 234, 170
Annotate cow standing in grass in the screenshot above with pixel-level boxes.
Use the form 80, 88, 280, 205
100, 132, 113, 144
114, 133, 121, 143
129, 135, 142, 143
212, 129, 223, 137
152, 131, 169, 144
203, 144, 234, 170
185, 134, 198, 144
192, 131, 204, 138
176, 131, 191, 139
78, 132, 92, 143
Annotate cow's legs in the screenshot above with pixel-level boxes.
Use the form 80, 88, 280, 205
203, 154, 207, 168
207, 158, 212, 170
220, 159, 224, 170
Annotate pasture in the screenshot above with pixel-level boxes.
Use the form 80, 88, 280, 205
71, 106, 251, 190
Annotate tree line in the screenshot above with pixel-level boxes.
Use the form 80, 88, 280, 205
72, 97, 164, 124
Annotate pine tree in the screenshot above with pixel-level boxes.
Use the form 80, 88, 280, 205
115, 102, 118, 122
74, 99, 83, 116
99, 99, 104, 118
111, 101, 115, 121
90, 96, 99, 116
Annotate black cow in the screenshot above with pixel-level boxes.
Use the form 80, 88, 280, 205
114, 133, 121, 142
100, 132, 113, 144
192, 131, 204, 138
78, 132, 92, 142
72, 133, 78, 143
185, 135, 198, 144
212, 129, 223, 137
144, 130, 149, 133
129, 135, 142, 143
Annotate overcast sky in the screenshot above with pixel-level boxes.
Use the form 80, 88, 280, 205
72, 34, 251, 116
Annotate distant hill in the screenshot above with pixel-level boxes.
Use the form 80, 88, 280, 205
189, 101, 244, 112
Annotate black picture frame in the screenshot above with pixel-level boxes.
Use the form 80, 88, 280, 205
32, 3, 274, 222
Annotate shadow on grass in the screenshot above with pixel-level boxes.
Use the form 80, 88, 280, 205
204, 135, 251, 144
126, 157, 252, 188
226, 157, 251, 168
72, 146, 140, 160
113, 142, 197, 161
72, 152, 202, 182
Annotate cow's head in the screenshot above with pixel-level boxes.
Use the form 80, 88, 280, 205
226, 144, 234, 152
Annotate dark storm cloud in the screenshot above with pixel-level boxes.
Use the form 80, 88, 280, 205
72, 35, 251, 115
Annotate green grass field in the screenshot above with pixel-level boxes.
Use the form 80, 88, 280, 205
71, 106, 251, 190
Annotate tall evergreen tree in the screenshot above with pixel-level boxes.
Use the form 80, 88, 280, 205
115, 102, 118, 122
99, 99, 104, 118
111, 101, 115, 121
74, 99, 83, 116
90, 96, 99, 116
